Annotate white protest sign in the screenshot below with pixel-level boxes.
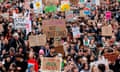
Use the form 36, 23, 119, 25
14, 17, 26, 29
72, 27, 81, 38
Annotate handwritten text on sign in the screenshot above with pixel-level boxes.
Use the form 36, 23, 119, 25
41, 57, 62, 72
42, 19, 67, 38
14, 17, 26, 29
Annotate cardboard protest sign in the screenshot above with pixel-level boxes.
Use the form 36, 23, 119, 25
1, 13, 9, 18
65, 11, 74, 21
105, 11, 111, 20
70, 0, 79, 5
55, 46, 65, 55
0, 24, 4, 32
42, 19, 67, 38
72, 27, 81, 38
43, 0, 59, 5
104, 53, 119, 63
14, 17, 26, 29
54, 37, 64, 47
41, 57, 62, 72
101, 25, 113, 36
80, 10, 86, 17
29, 35, 46, 47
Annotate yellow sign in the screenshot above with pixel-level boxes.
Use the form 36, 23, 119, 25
35, 2, 41, 8
61, 4, 70, 11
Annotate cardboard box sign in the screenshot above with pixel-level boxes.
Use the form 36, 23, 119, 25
29, 34, 46, 47
55, 46, 65, 55
104, 53, 119, 63
0, 24, 4, 32
79, 10, 86, 17
42, 19, 67, 38
101, 25, 113, 36
41, 57, 62, 72
70, 0, 79, 5
43, 0, 59, 5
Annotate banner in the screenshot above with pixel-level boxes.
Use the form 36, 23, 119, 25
29, 34, 46, 47
41, 57, 62, 72
14, 17, 26, 29
105, 11, 112, 20
102, 25, 113, 36
34, 0, 43, 13
42, 19, 67, 38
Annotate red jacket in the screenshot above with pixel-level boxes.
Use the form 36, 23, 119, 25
28, 59, 38, 72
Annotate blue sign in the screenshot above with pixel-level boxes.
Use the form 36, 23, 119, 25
84, 10, 91, 15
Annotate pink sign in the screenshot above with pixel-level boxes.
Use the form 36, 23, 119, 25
105, 11, 111, 20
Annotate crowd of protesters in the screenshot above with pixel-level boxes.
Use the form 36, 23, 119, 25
0, 0, 120, 72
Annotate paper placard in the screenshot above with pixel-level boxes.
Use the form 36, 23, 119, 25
80, 10, 86, 17
65, 11, 74, 21
41, 57, 62, 72
105, 11, 111, 20
29, 35, 46, 47
72, 27, 81, 38
14, 17, 26, 29
102, 25, 113, 36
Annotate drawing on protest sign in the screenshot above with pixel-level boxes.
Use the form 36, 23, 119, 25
105, 11, 112, 20
65, 11, 74, 21
14, 17, 26, 29
41, 57, 62, 72
101, 25, 113, 36
42, 19, 67, 38
104, 53, 119, 63
33, 0, 43, 13
0, 24, 4, 32
28, 34, 46, 47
